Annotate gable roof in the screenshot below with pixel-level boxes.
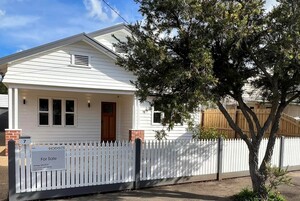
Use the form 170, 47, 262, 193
88, 23, 131, 37
0, 32, 119, 66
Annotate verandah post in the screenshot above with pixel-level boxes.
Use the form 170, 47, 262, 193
217, 137, 223, 181
8, 140, 17, 201
134, 138, 142, 189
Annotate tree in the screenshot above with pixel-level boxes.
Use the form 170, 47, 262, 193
116, 0, 300, 199
0, 82, 7, 94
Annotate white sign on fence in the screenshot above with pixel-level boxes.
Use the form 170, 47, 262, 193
31, 146, 66, 172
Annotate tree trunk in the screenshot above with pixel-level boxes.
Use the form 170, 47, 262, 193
249, 145, 268, 199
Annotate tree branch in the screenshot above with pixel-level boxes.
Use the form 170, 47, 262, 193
238, 98, 262, 134
217, 101, 252, 147
260, 103, 286, 172
287, 92, 300, 104
236, 97, 257, 140
249, 50, 273, 83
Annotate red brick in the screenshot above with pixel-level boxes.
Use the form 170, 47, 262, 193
5, 130, 22, 156
129, 130, 145, 142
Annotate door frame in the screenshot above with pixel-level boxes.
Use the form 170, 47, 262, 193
101, 101, 117, 142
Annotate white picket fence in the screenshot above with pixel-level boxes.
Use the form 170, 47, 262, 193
13, 137, 300, 196
283, 137, 300, 167
141, 140, 218, 180
15, 141, 135, 193
222, 138, 282, 173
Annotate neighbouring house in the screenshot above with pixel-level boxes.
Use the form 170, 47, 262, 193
0, 24, 199, 146
222, 82, 300, 120
0, 94, 8, 146
0, 94, 8, 131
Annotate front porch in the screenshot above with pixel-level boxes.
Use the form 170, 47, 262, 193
5, 87, 144, 154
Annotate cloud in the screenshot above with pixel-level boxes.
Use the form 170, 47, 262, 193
83, 0, 119, 22
0, 9, 39, 29
0, 9, 5, 16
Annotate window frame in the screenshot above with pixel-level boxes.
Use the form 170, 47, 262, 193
52, 98, 63, 127
38, 98, 50, 127
65, 99, 76, 127
70, 53, 91, 68
152, 106, 164, 125
151, 105, 183, 126
38, 98, 77, 127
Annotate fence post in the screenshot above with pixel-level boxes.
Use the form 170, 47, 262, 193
279, 136, 285, 168
201, 110, 205, 127
234, 110, 239, 138
8, 140, 16, 201
217, 137, 223, 181
134, 138, 142, 190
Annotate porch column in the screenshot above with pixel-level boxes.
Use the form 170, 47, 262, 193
129, 95, 144, 141
5, 87, 21, 155
14, 88, 19, 129
8, 87, 13, 129
132, 95, 137, 129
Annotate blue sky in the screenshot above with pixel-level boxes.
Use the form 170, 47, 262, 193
0, 0, 277, 58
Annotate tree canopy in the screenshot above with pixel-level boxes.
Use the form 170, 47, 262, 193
0, 82, 7, 94
116, 0, 300, 198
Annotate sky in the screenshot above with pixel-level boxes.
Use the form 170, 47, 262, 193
0, 0, 278, 58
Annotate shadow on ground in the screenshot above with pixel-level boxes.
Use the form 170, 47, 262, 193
52, 189, 231, 201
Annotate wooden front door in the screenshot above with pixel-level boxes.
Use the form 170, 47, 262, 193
101, 102, 116, 142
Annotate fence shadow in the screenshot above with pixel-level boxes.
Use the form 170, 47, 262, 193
48, 188, 231, 201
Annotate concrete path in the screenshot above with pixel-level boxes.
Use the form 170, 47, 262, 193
0, 154, 8, 201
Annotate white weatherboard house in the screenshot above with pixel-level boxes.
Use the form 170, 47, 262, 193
0, 24, 199, 144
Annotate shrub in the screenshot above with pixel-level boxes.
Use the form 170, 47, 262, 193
266, 165, 292, 194
233, 188, 258, 201
154, 129, 168, 140
233, 188, 286, 201
191, 125, 227, 140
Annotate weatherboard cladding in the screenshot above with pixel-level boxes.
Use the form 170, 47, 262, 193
0, 33, 117, 67
0, 94, 8, 108
4, 41, 136, 92
18, 89, 133, 142
138, 101, 199, 140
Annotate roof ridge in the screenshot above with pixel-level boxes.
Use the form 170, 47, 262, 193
0, 24, 124, 66
0, 33, 86, 65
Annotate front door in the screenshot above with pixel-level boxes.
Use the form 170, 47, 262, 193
101, 102, 116, 142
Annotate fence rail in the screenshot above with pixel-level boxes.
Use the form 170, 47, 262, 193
141, 140, 218, 181
15, 141, 135, 193
202, 109, 300, 138
9, 137, 300, 201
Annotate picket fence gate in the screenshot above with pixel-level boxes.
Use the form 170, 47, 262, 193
8, 137, 300, 201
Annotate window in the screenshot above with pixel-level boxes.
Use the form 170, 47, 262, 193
39, 99, 49, 125
38, 98, 76, 126
71, 54, 89, 66
65, 100, 75, 126
53, 99, 62, 125
152, 106, 163, 124
152, 105, 182, 125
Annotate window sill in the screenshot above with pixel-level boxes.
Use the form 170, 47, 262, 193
68, 64, 91, 69
38, 125, 50, 127
65, 125, 76, 128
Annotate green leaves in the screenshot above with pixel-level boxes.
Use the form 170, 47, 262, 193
116, 0, 300, 129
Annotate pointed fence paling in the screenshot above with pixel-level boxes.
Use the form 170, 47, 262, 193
140, 139, 219, 181
14, 137, 300, 194
15, 141, 135, 193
